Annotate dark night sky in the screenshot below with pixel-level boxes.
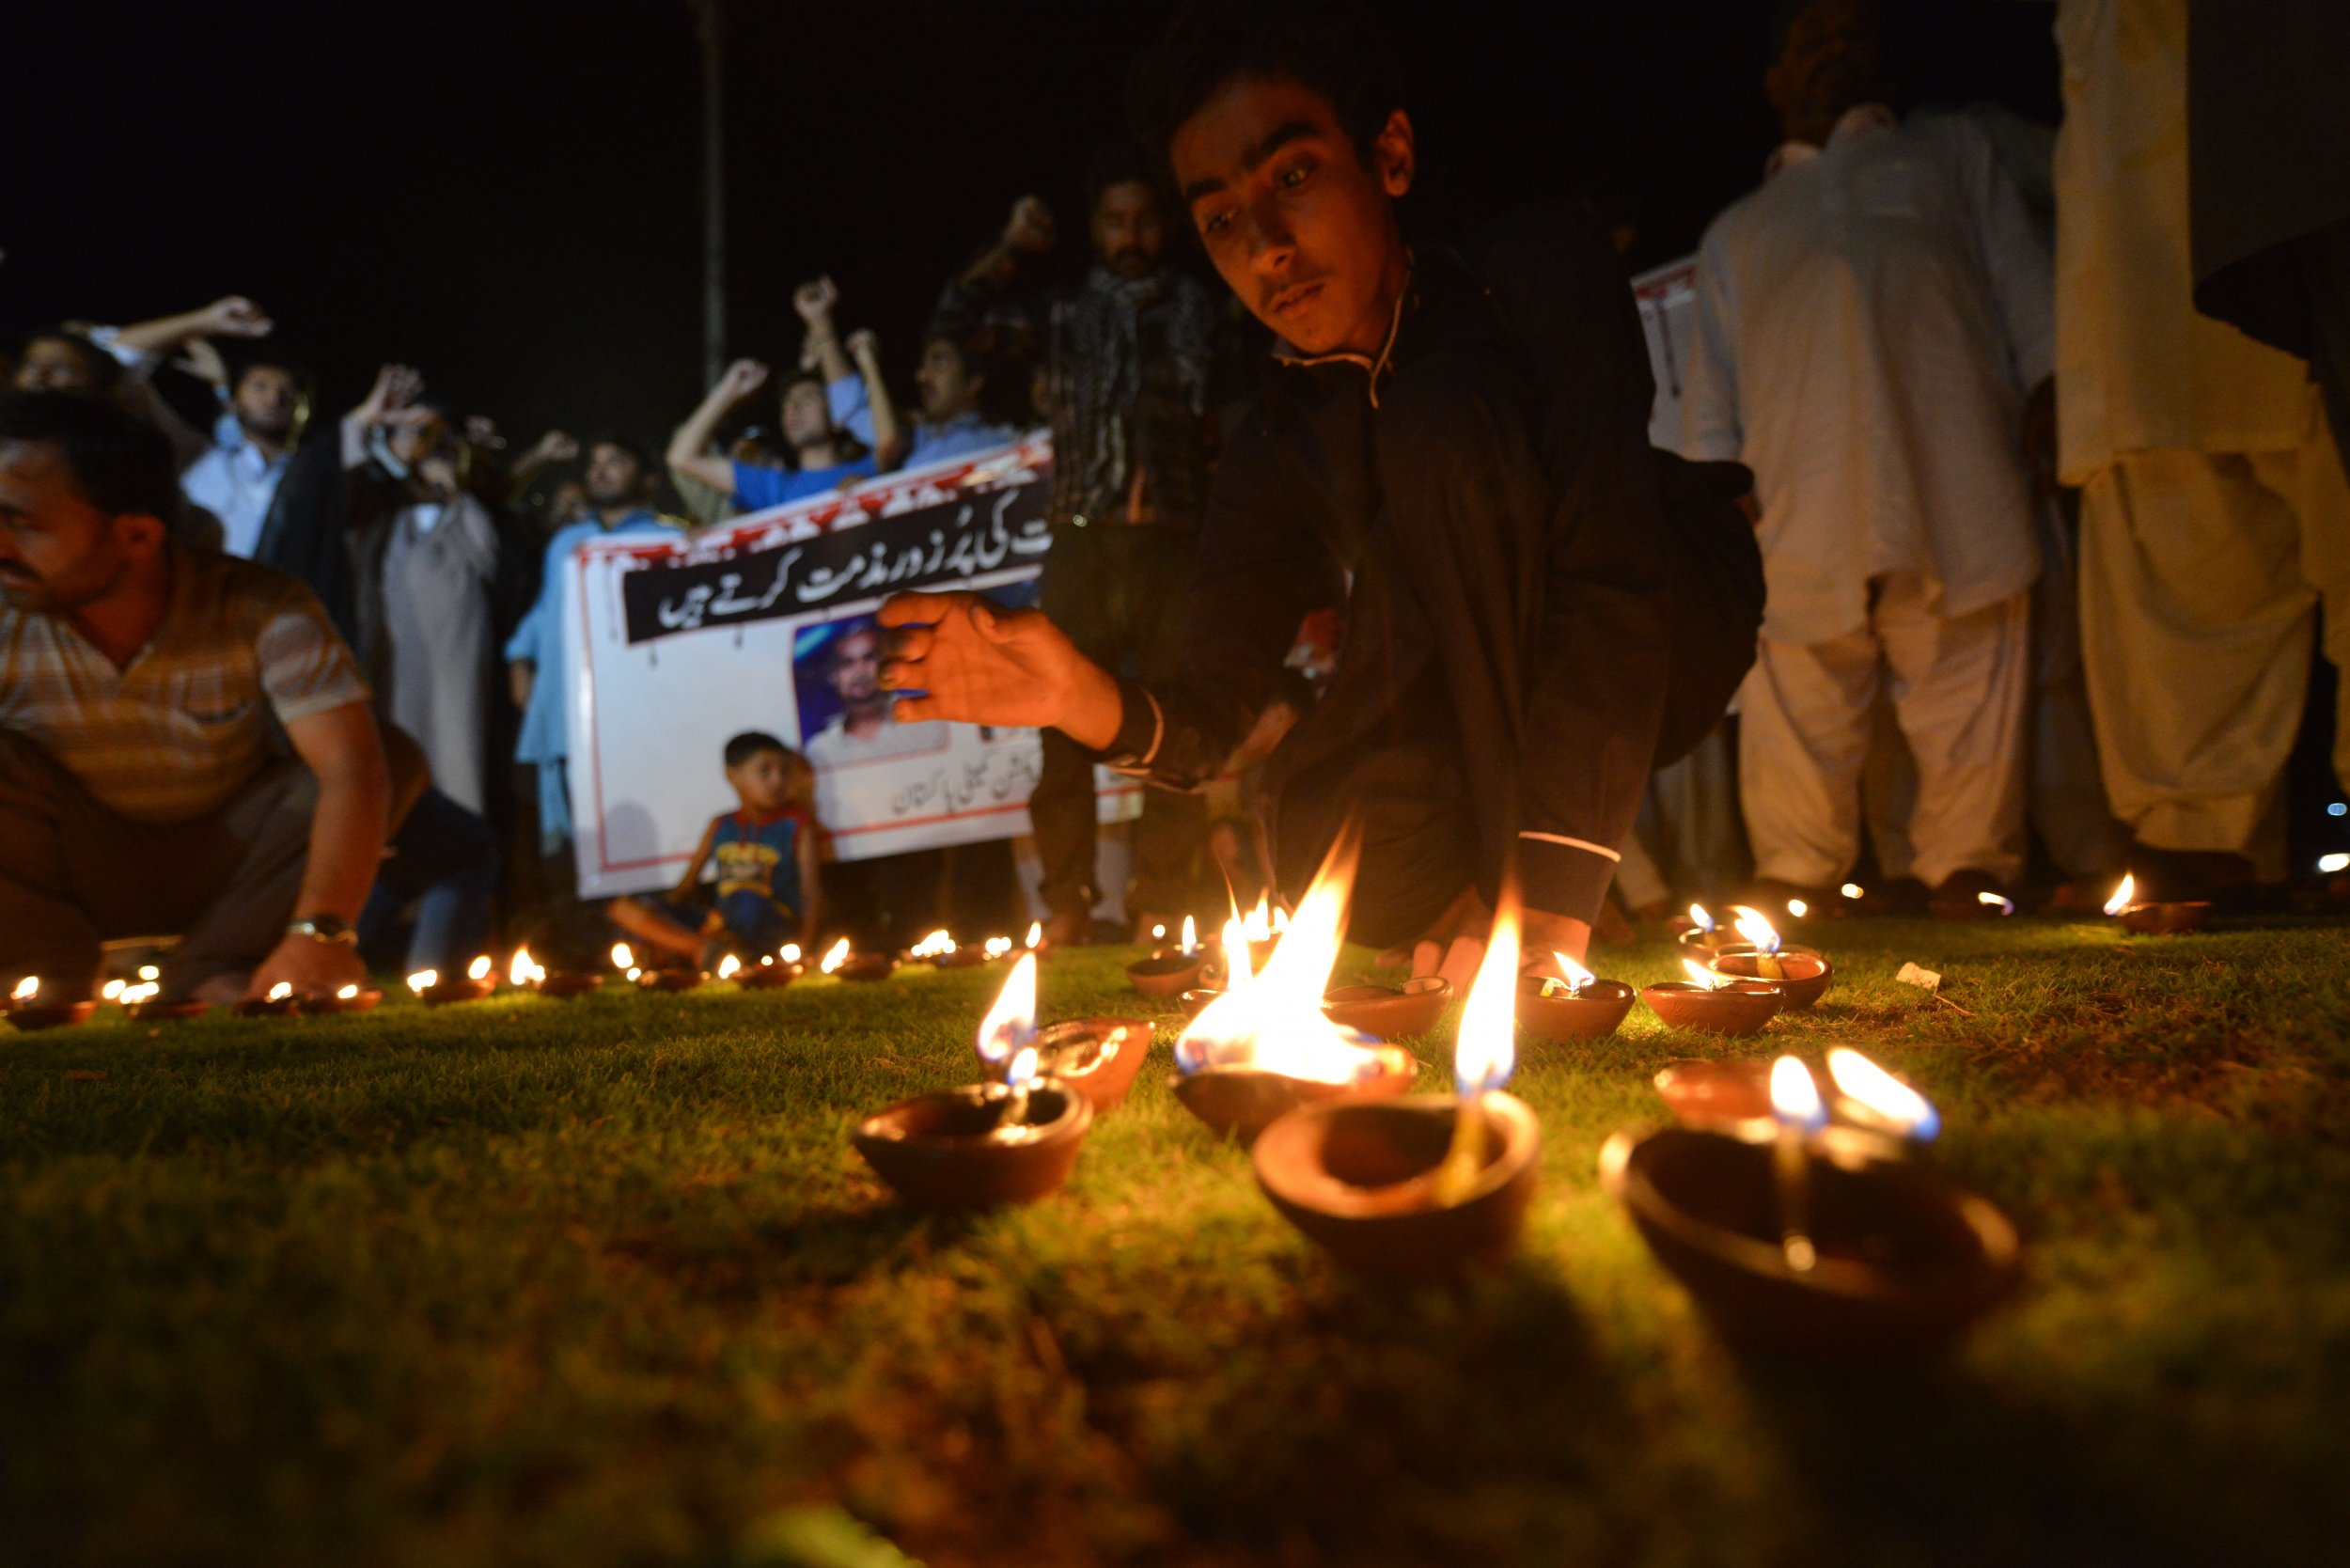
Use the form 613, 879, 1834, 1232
5, 1, 2059, 453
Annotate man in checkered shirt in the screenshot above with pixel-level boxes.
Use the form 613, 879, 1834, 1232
0, 392, 403, 1006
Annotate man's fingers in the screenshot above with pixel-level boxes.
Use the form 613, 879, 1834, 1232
883, 624, 935, 666
891, 694, 945, 724
1437, 936, 1484, 995
1411, 939, 1445, 980
878, 590, 972, 627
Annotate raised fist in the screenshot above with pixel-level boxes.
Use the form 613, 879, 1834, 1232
793, 276, 840, 326
717, 357, 771, 401
201, 295, 274, 338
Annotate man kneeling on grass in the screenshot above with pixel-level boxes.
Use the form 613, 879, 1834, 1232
0, 392, 407, 1006
879, 0, 1758, 983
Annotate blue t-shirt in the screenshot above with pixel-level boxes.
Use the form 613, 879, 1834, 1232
731, 455, 876, 510
712, 808, 807, 916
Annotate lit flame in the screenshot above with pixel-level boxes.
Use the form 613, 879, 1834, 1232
268, 981, 292, 1002
1681, 957, 1727, 991
819, 937, 852, 975
1730, 905, 1782, 954
908, 929, 957, 960
978, 952, 1038, 1082
1555, 951, 1595, 996
1786, 898, 1809, 918
1826, 1048, 1940, 1141
1454, 903, 1520, 1096
1272, 907, 1291, 935
337, 984, 359, 1000
1686, 902, 1716, 933
1152, 924, 1167, 942
982, 935, 1012, 959
467, 955, 492, 982
610, 943, 634, 971
1242, 895, 1274, 944
1840, 883, 1865, 901
10, 977, 36, 1002
1977, 890, 2015, 916
1176, 834, 1389, 1084
138, 964, 159, 981
102, 979, 126, 1001
626, 967, 642, 981
1769, 1056, 1827, 1131
1179, 915, 1198, 955
2102, 874, 2136, 918
408, 969, 438, 995
716, 954, 741, 980
509, 948, 545, 987
781, 943, 802, 964
121, 981, 159, 1005
1024, 921, 1042, 949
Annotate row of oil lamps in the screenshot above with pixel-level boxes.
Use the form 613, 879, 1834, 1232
847, 863, 2198, 1363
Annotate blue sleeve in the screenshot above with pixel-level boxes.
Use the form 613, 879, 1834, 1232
731, 461, 789, 510
827, 375, 875, 447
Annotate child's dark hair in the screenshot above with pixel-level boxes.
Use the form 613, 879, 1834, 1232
724, 730, 790, 768
1125, 0, 1402, 179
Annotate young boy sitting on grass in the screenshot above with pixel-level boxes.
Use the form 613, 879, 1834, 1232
609, 731, 823, 970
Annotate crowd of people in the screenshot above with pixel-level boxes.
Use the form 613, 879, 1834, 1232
3, 0, 2344, 1006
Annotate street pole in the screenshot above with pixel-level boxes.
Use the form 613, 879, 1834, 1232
697, 0, 726, 387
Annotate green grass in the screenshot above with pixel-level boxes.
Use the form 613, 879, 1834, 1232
6, 917, 2350, 1567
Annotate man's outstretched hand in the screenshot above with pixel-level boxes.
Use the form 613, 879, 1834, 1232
876, 591, 1122, 746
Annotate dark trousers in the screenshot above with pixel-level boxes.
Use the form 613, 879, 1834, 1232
1034, 525, 1211, 919
0, 732, 321, 996
358, 787, 498, 973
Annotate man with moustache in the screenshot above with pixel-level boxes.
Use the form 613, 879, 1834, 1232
933, 138, 1238, 943
882, 1, 1750, 980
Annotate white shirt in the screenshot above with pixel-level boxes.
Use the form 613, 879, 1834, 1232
1684, 106, 2053, 644
2051, 0, 2315, 478
180, 419, 291, 559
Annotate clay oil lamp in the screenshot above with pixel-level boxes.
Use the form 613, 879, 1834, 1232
737, 944, 802, 991
2103, 872, 2210, 936
1322, 974, 1453, 1038
1168, 846, 1418, 1147
237, 980, 301, 1018
1036, 1015, 1155, 1114
301, 981, 383, 1016
619, 939, 702, 992
852, 952, 1094, 1209
512, 945, 602, 998
1653, 1058, 1776, 1136
907, 928, 989, 971
1706, 908, 1834, 1010
1127, 915, 1214, 1000
981, 935, 1017, 963
1601, 1052, 2019, 1360
1677, 902, 1744, 954
118, 980, 207, 1023
1642, 957, 1783, 1035
1516, 952, 1637, 1043
817, 934, 896, 983
416, 955, 499, 1006
6, 977, 97, 1031
1254, 902, 1541, 1283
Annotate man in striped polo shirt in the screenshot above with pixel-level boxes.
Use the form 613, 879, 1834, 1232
0, 393, 398, 1005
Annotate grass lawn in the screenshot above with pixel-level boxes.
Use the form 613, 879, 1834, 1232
5, 916, 2350, 1567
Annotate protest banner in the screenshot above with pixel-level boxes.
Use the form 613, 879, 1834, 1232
1634, 255, 1700, 453
566, 436, 1137, 900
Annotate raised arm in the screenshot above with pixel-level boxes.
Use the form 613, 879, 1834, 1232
666, 358, 769, 495
794, 277, 854, 384
112, 295, 274, 359
848, 329, 903, 469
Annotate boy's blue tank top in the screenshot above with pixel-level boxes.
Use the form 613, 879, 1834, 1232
711, 808, 805, 913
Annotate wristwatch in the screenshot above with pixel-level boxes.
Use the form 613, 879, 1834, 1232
286, 915, 357, 947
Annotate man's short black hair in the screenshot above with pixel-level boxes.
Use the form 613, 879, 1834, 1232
923, 332, 1031, 434
1125, 0, 1402, 179
724, 729, 790, 768
0, 390, 180, 521
230, 349, 313, 392
1084, 136, 1165, 212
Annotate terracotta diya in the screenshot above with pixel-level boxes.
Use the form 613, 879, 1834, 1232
1707, 947, 1834, 1010
1127, 918, 1214, 999
1516, 955, 1636, 1043
235, 982, 302, 1018
634, 966, 704, 993
851, 951, 1094, 1208
906, 929, 990, 969
735, 953, 801, 990
2103, 873, 2211, 935
1179, 986, 1222, 1020
1036, 1016, 1155, 1113
413, 958, 498, 1006
1322, 976, 1453, 1038
1254, 911, 1541, 1282
6, 980, 98, 1031
300, 985, 383, 1015
1600, 1117, 2018, 1360
1653, 1058, 1776, 1134
1644, 957, 1785, 1036
1676, 903, 1745, 953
